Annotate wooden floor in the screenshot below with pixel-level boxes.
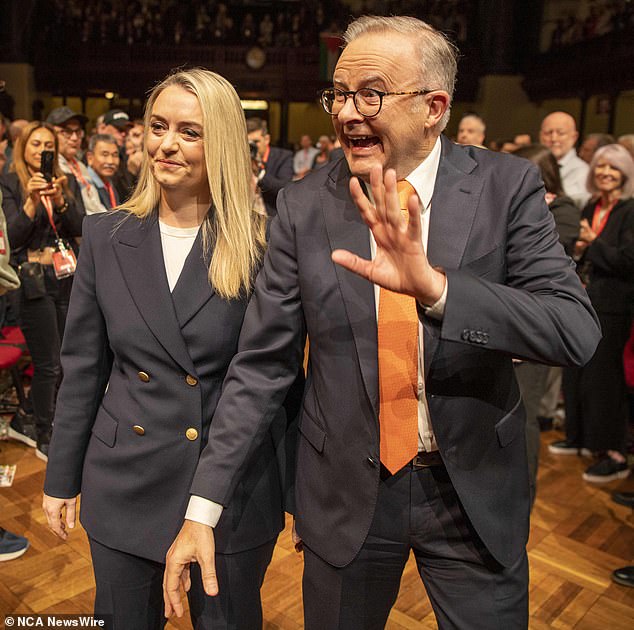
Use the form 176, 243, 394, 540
1, 423, 632, 629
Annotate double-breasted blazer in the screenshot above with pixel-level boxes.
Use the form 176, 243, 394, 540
188, 136, 600, 571
44, 210, 299, 562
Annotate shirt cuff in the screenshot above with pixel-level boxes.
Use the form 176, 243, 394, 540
185, 495, 224, 528
420, 277, 447, 320
257, 169, 266, 183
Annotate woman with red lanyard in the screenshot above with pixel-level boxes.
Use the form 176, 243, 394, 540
557, 143, 634, 482
0, 121, 85, 460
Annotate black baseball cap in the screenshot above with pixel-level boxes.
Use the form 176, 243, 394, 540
103, 109, 133, 130
46, 106, 88, 126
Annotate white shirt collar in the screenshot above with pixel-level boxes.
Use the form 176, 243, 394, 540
363, 136, 441, 212
558, 147, 578, 168
403, 136, 442, 212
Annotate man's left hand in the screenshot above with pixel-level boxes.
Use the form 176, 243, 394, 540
163, 520, 218, 619
331, 165, 445, 305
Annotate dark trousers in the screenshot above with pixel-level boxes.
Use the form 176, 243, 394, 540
19, 268, 72, 432
302, 465, 528, 630
562, 311, 631, 453
89, 536, 276, 630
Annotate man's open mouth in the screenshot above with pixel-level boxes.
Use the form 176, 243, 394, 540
348, 136, 380, 149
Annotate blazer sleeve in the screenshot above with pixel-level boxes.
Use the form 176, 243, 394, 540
44, 216, 113, 498
440, 165, 601, 366
190, 191, 306, 506
0, 174, 37, 251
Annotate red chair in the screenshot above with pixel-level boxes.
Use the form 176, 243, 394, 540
0, 344, 26, 413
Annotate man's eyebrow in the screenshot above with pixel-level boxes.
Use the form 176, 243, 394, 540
333, 75, 385, 89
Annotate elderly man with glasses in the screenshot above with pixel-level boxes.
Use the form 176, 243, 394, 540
47, 107, 107, 215
165, 16, 600, 629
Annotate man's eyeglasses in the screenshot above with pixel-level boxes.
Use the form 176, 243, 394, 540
58, 128, 85, 139
320, 87, 435, 118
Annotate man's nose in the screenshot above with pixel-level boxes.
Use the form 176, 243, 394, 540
337, 95, 364, 125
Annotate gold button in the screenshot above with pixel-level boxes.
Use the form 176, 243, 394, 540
186, 428, 198, 441
185, 374, 198, 387
133, 425, 145, 436
138, 371, 150, 382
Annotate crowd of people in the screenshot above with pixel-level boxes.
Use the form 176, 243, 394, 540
0, 12, 632, 629
548, 0, 634, 51
39, 0, 470, 50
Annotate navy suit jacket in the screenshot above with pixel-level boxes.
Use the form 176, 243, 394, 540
259, 146, 293, 218
44, 211, 300, 562
189, 136, 600, 569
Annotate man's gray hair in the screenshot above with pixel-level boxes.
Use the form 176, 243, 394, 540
89, 133, 118, 152
343, 15, 459, 131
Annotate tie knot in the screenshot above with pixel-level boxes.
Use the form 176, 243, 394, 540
397, 180, 417, 210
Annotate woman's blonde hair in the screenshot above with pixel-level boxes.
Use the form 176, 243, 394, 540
124, 68, 266, 299
11, 121, 68, 195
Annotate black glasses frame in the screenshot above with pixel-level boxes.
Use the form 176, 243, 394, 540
320, 87, 435, 118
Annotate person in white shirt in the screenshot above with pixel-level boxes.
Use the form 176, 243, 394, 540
293, 134, 319, 178
42, 69, 299, 630
540, 111, 590, 207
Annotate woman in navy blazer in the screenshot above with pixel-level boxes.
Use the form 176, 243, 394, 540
42, 69, 298, 629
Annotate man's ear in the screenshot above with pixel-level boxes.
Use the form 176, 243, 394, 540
424, 91, 450, 129
86, 152, 94, 166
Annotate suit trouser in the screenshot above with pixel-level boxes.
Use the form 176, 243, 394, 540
89, 535, 276, 630
302, 464, 528, 630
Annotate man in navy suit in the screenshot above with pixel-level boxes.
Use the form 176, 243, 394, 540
247, 117, 293, 217
165, 16, 600, 629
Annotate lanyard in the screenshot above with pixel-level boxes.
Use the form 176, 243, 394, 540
40, 196, 60, 238
591, 199, 617, 236
67, 158, 92, 192
103, 180, 117, 208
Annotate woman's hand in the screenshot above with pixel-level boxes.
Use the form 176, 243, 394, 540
42, 493, 77, 540
579, 219, 597, 243
26, 172, 49, 204
28, 173, 67, 208
42, 175, 67, 207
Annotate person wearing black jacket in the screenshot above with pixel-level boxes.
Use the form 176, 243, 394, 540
511, 144, 581, 504
247, 117, 293, 217
554, 143, 634, 482
0, 121, 85, 459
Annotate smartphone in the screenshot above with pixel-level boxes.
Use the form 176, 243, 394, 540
40, 150, 55, 182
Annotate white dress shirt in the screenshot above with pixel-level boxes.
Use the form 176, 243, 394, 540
559, 148, 590, 208
186, 136, 446, 527
368, 136, 444, 453
293, 146, 319, 175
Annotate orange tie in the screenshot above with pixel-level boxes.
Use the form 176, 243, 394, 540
377, 181, 419, 474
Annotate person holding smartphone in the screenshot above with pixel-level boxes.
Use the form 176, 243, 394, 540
0, 121, 85, 459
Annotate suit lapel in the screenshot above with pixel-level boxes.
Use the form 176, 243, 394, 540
171, 230, 215, 328
424, 137, 484, 375
322, 162, 379, 415
112, 213, 196, 375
